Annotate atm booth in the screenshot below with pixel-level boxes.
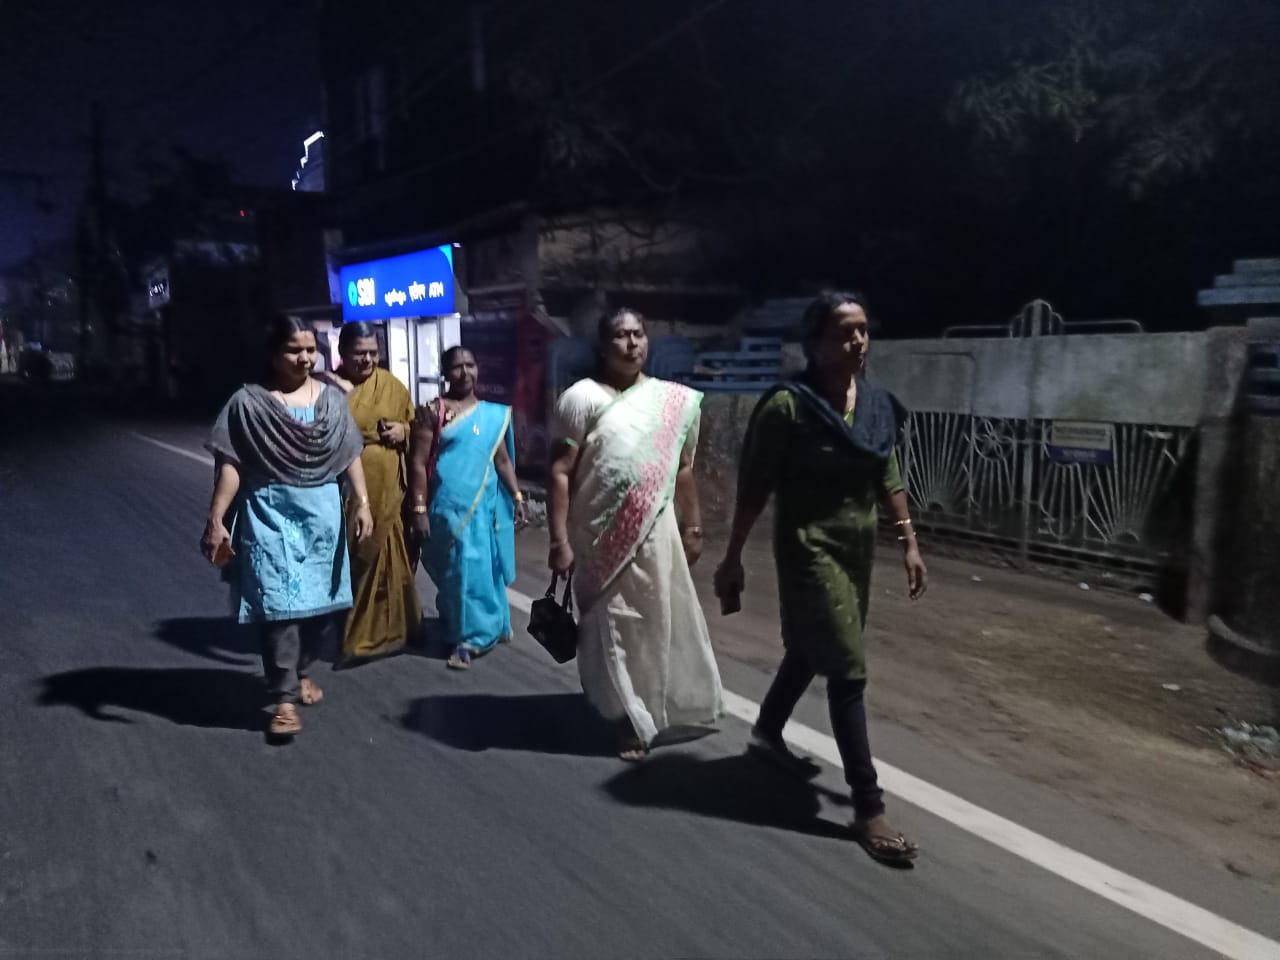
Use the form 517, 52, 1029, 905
336, 244, 461, 404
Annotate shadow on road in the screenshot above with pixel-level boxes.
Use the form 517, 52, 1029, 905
154, 617, 260, 665
400, 617, 453, 662
37, 666, 265, 731
603, 753, 853, 842
154, 617, 342, 668
401, 692, 616, 757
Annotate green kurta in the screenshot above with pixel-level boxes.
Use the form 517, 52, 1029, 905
739, 389, 904, 680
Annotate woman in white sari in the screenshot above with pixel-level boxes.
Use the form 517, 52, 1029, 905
548, 309, 724, 760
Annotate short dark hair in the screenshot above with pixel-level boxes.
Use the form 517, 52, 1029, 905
338, 321, 378, 356
259, 313, 316, 382
596, 307, 646, 346
263, 313, 315, 358
441, 345, 473, 370
800, 291, 869, 364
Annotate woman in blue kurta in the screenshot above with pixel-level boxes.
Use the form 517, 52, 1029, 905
201, 315, 373, 737
409, 347, 527, 670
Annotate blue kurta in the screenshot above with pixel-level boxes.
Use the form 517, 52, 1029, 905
231, 402, 353, 624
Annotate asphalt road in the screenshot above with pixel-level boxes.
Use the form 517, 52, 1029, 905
2, 395, 1277, 959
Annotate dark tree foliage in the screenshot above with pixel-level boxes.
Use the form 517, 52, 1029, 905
323, 0, 1280, 331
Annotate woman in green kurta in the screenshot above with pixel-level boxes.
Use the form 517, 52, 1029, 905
715, 291, 928, 866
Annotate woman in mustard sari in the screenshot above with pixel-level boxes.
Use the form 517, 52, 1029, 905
548, 309, 724, 760
408, 347, 527, 670
325, 322, 422, 667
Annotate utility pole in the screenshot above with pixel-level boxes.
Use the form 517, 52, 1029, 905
79, 100, 106, 372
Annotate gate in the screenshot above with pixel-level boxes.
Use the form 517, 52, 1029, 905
899, 413, 1191, 568
896, 300, 1193, 570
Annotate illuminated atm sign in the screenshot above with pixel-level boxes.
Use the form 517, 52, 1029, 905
339, 244, 456, 321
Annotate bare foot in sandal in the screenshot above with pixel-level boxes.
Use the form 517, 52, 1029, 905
618, 741, 649, 762
300, 679, 324, 706
269, 702, 302, 737
852, 814, 918, 866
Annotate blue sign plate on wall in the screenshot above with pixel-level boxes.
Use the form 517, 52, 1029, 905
339, 245, 455, 321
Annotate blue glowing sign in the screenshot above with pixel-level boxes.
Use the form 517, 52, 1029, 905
338, 245, 455, 321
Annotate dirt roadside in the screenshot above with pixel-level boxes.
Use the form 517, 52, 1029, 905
686, 533, 1280, 887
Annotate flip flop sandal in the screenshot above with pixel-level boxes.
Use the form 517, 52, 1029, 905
748, 730, 823, 780
618, 738, 650, 763
851, 823, 918, 867
446, 649, 472, 671
269, 705, 302, 737
300, 679, 324, 706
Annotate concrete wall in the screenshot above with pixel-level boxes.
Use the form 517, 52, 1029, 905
694, 392, 763, 530
867, 332, 1222, 426
689, 327, 1251, 622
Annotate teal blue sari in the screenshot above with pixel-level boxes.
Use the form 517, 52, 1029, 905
423, 401, 517, 653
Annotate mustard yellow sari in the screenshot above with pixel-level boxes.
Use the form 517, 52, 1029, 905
342, 369, 421, 661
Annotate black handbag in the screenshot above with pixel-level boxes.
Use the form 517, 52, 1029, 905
528, 573, 578, 664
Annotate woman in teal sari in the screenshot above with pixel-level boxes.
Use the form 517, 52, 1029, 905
408, 347, 527, 669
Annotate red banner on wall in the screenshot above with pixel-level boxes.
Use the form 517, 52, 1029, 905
464, 294, 550, 479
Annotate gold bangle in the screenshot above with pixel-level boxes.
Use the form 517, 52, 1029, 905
412, 505, 428, 515
895, 518, 913, 526
514, 492, 525, 503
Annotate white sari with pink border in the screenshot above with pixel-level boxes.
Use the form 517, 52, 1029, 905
554, 377, 724, 746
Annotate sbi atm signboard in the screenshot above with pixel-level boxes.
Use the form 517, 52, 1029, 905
339, 245, 455, 321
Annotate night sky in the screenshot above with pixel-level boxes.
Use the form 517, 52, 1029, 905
0, 0, 321, 270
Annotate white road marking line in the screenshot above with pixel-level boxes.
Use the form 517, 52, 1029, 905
132, 432, 215, 466
717, 690, 1280, 960
142, 432, 1280, 960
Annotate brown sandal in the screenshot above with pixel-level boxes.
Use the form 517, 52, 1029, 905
852, 821, 918, 866
300, 679, 324, 706
269, 703, 302, 736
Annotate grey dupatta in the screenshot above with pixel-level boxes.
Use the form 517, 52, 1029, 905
206, 382, 364, 487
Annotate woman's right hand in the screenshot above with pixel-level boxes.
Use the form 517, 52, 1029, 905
713, 555, 746, 599
411, 513, 431, 542
352, 504, 375, 544
549, 541, 575, 576
200, 517, 231, 564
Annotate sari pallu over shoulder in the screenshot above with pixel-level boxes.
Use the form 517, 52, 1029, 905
572, 378, 702, 612
424, 401, 517, 578
346, 369, 414, 523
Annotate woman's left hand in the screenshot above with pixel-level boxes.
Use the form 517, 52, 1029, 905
514, 500, 528, 530
379, 421, 407, 447
904, 544, 928, 600
682, 528, 704, 568
353, 504, 375, 543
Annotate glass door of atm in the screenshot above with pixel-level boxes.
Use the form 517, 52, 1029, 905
386, 317, 413, 392
414, 319, 442, 405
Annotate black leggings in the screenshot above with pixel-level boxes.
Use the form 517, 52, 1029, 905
755, 648, 885, 822
259, 616, 330, 705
